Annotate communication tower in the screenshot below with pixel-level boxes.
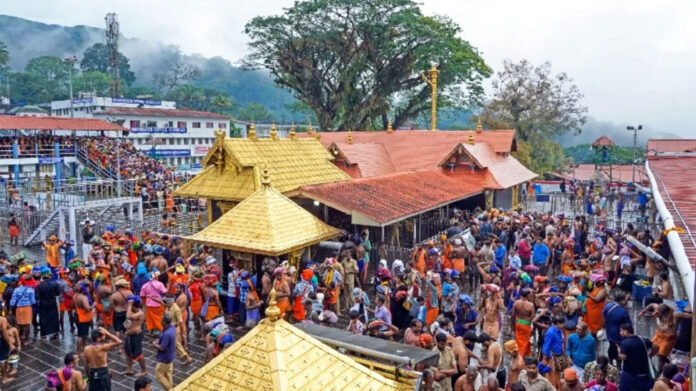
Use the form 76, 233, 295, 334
105, 13, 120, 97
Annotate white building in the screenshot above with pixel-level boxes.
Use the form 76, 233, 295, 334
50, 97, 230, 170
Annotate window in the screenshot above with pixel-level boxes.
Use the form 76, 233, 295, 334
183, 138, 189, 145
198, 138, 203, 144
130, 120, 140, 129
176, 138, 182, 145
192, 122, 201, 128
146, 120, 157, 128
167, 121, 174, 127
177, 157, 182, 165
177, 121, 186, 129
206, 122, 214, 128
168, 139, 175, 145
218, 122, 227, 129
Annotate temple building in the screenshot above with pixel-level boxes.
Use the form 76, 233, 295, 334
173, 290, 418, 391
174, 127, 350, 221
183, 169, 341, 269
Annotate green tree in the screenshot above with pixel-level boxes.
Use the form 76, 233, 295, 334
210, 94, 237, 114
244, 0, 490, 131
514, 139, 570, 174
24, 56, 71, 100
80, 43, 136, 86
0, 41, 8, 67
482, 59, 588, 141
165, 84, 205, 109
563, 144, 644, 165
8, 72, 52, 103
237, 102, 273, 123
73, 71, 110, 96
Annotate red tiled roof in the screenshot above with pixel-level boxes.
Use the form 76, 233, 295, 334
438, 142, 537, 189
300, 170, 485, 225
303, 129, 516, 154
104, 107, 230, 119
558, 164, 648, 184
331, 142, 396, 178
0, 116, 126, 131
591, 135, 617, 147
649, 157, 696, 268
647, 139, 696, 157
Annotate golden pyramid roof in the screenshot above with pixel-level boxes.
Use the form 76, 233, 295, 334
174, 290, 411, 391
185, 172, 340, 256
175, 132, 350, 201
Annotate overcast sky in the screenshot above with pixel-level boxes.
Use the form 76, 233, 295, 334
4, 0, 695, 136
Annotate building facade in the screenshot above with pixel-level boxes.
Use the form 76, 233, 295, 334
50, 97, 230, 170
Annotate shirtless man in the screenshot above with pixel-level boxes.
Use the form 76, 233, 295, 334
638, 303, 677, 373
480, 291, 504, 340
477, 376, 503, 391
84, 327, 121, 391
150, 255, 168, 273
504, 340, 524, 385
174, 284, 190, 350
0, 315, 17, 384
454, 364, 482, 391
511, 288, 535, 357
478, 334, 504, 389
74, 283, 95, 359
47, 352, 87, 391
110, 279, 132, 337
452, 332, 481, 388
124, 299, 147, 376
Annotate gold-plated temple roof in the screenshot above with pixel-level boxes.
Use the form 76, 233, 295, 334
173, 315, 411, 391
175, 135, 349, 201
185, 183, 340, 256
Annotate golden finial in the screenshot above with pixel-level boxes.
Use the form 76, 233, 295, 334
270, 123, 278, 140
214, 129, 226, 142
468, 132, 475, 145
347, 130, 353, 145
248, 122, 257, 140
289, 122, 296, 140
476, 118, 483, 133
265, 288, 281, 321
386, 121, 393, 133
261, 167, 271, 188
314, 132, 321, 140
307, 122, 314, 136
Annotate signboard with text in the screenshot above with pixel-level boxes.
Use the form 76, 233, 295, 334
130, 127, 187, 134
148, 149, 191, 158
112, 98, 162, 106
38, 157, 64, 164
193, 146, 210, 155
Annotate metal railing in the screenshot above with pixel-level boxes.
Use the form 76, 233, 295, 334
0, 143, 77, 159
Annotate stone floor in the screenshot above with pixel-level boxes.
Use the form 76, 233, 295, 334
5, 323, 215, 391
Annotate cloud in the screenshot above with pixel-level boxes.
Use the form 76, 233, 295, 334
3, 0, 695, 136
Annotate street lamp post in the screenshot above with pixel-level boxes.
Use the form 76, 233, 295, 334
626, 125, 642, 183
62, 56, 78, 118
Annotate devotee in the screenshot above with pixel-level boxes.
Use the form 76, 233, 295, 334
618, 323, 653, 391
565, 323, 595, 380
163, 294, 193, 365
11, 275, 36, 344
35, 268, 60, 341
432, 332, 457, 391
45, 353, 86, 391
517, 357, 555, 391
84, 327, 122, 391
140, 271, 167, 335
124, 298, 147, 377
153, 313, 176, 391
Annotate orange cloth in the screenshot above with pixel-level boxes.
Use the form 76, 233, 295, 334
145, 305, 164, 331
44, 243, 61, 267
165, 197, 174, 212
204, 303, 220, 322
190, 300, 202, 316
652, 329, 677, 356
96, 302, 113, 327
583, 287, 606, 334
442, 245, 453, 270
15, 305, 32, 325
276, 298, 290, 317
76, 306, 93, 323
426, 306, 439, 326
452, 258, 465, 273
515, 322, 532, 357
413, 249, 426, 277
169, 274, 187, 294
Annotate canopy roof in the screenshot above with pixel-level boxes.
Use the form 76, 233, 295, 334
174, 290, 412, 391
591, 135, 617, 147
186, 173, 340, 256
0, 116, 126, 131
175, 131, 349, 201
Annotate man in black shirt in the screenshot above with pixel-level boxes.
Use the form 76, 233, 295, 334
618, 323, 653, 391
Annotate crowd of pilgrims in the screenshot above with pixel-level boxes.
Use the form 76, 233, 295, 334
0, 200, 687, 391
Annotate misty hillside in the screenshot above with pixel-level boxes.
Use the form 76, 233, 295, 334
0, 14, 298, 120
555, 117, 680, 147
